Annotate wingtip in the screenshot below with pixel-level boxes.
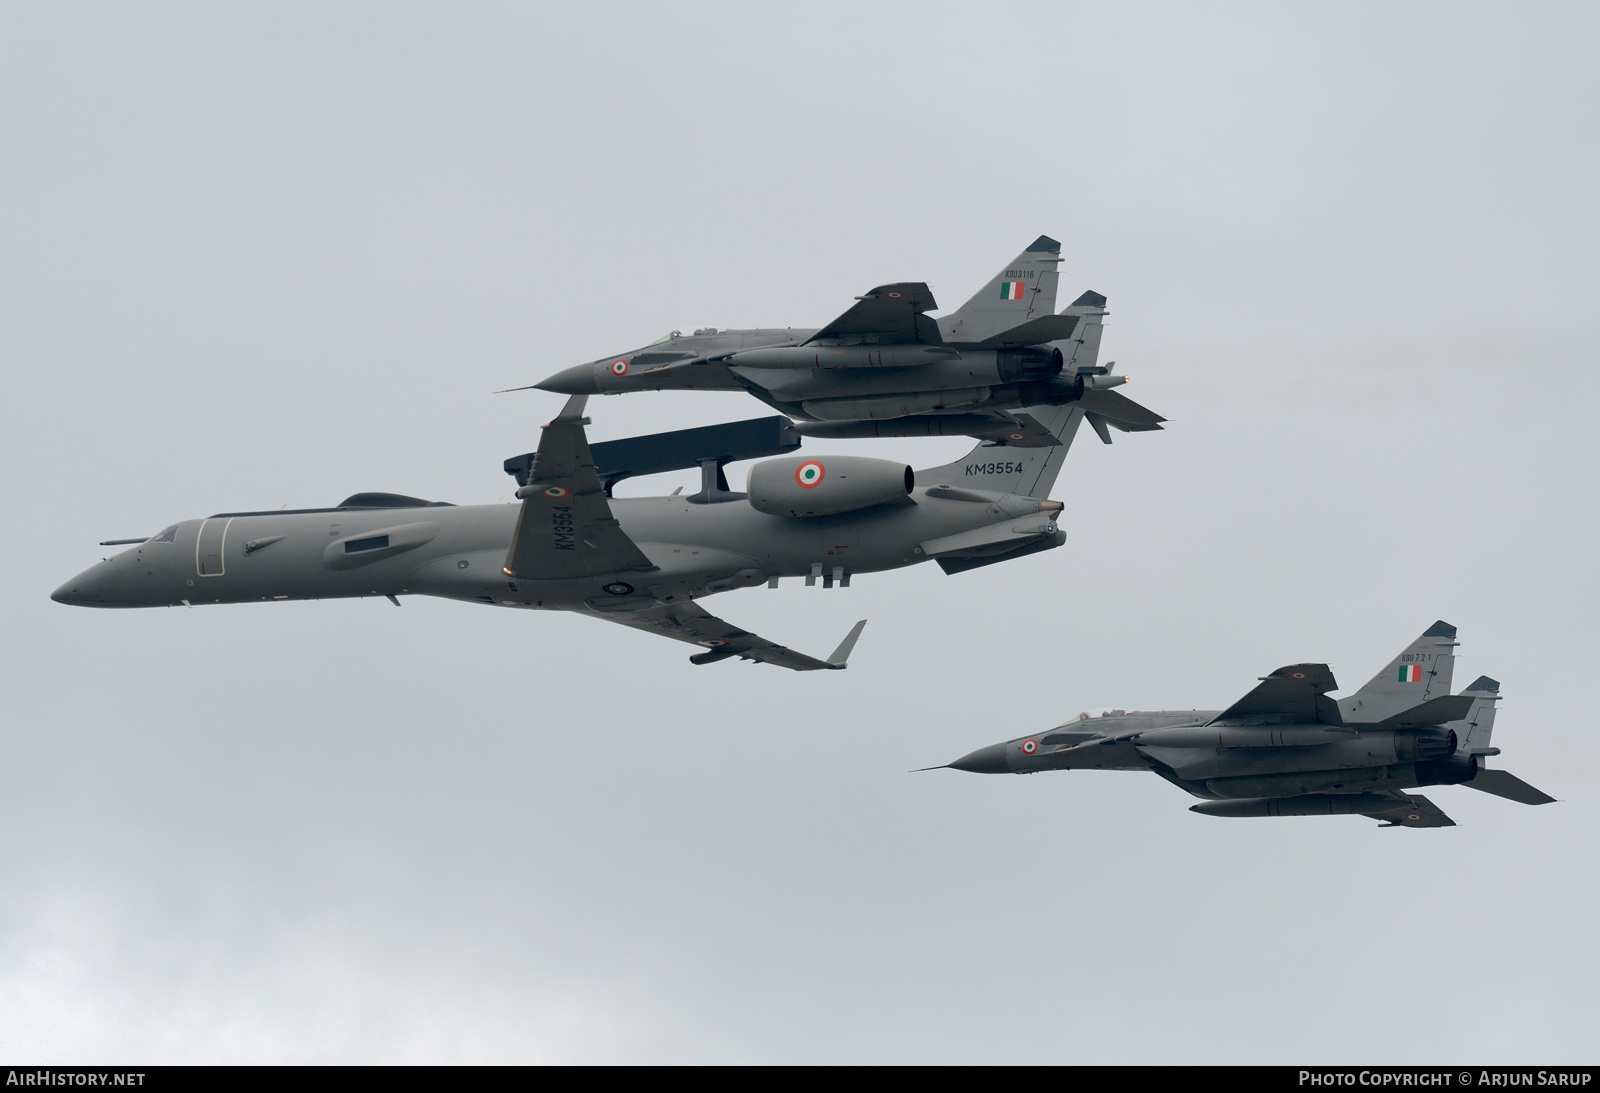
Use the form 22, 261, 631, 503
552, 393, 590, 422
825, 619, 869, 667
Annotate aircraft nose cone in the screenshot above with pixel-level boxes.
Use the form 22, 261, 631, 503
534, 363, 601, 395
51, 574, 100, 606
946, 743, 1011, 774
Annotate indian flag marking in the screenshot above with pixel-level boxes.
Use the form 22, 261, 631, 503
795, 461, 825, 489
999, 281, 1026, 301
1398, 664, 1423, 682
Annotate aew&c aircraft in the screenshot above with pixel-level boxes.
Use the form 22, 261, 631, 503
53, 394, 1133, 671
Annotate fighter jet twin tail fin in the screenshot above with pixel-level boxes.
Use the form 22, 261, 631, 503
805, 236, 1078, 349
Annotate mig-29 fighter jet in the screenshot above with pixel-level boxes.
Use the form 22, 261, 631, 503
935, 622, 1554, 827
528, 236, 1166, 449
53, 392, 1124, 671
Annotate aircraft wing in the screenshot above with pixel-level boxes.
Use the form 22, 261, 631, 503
1366, 793, 1457, 828
600, 601, 866, 672
803, 283, 941, 345
1209, 663, 1344, 726
504, 395, 658, 581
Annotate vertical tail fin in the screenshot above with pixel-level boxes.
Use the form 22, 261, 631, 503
1337, 621, 1460, 723
912, 404, 1087, 499
912, 289, 1119, 498
1455, 674, 1501, 755
1058, 290, 1108, 375
936, 236, 1063, 344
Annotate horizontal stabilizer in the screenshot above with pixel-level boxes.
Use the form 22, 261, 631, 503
1076, 388, 1167, 431
1375, 694, 1477, 728
961, 314, 1080, 348
1465, 769, 1555, 805
920, 517, 1058, 558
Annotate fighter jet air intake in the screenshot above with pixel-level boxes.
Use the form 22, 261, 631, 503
934, 622, 1555, 828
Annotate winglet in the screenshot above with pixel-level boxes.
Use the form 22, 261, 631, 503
826, 619, 868, 668
552, 394, 590, 423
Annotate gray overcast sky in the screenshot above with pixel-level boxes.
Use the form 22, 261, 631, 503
2, 2, 1596, 1063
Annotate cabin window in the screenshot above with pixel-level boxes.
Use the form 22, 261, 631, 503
344, 535, 390, 553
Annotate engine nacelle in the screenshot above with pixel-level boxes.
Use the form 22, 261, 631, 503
747, 455, 913, 517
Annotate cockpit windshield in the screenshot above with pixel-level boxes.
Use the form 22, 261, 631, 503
1075, 707, 1133, 721
146, 525, 178, 544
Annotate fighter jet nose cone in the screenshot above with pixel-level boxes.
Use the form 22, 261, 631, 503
534, 364, 600, 395
946, 743, 1010, 774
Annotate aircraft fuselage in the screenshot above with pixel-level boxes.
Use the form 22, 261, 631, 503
53, 487, 1059, 613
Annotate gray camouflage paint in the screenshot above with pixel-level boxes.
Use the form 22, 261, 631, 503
938, 622, 1554, 828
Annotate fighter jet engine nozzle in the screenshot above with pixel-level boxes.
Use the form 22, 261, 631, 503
746, 455, 913, 518
1394, 728, 1457, 763
995, 347, 1064, 384
1412, 753, 1477, 788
